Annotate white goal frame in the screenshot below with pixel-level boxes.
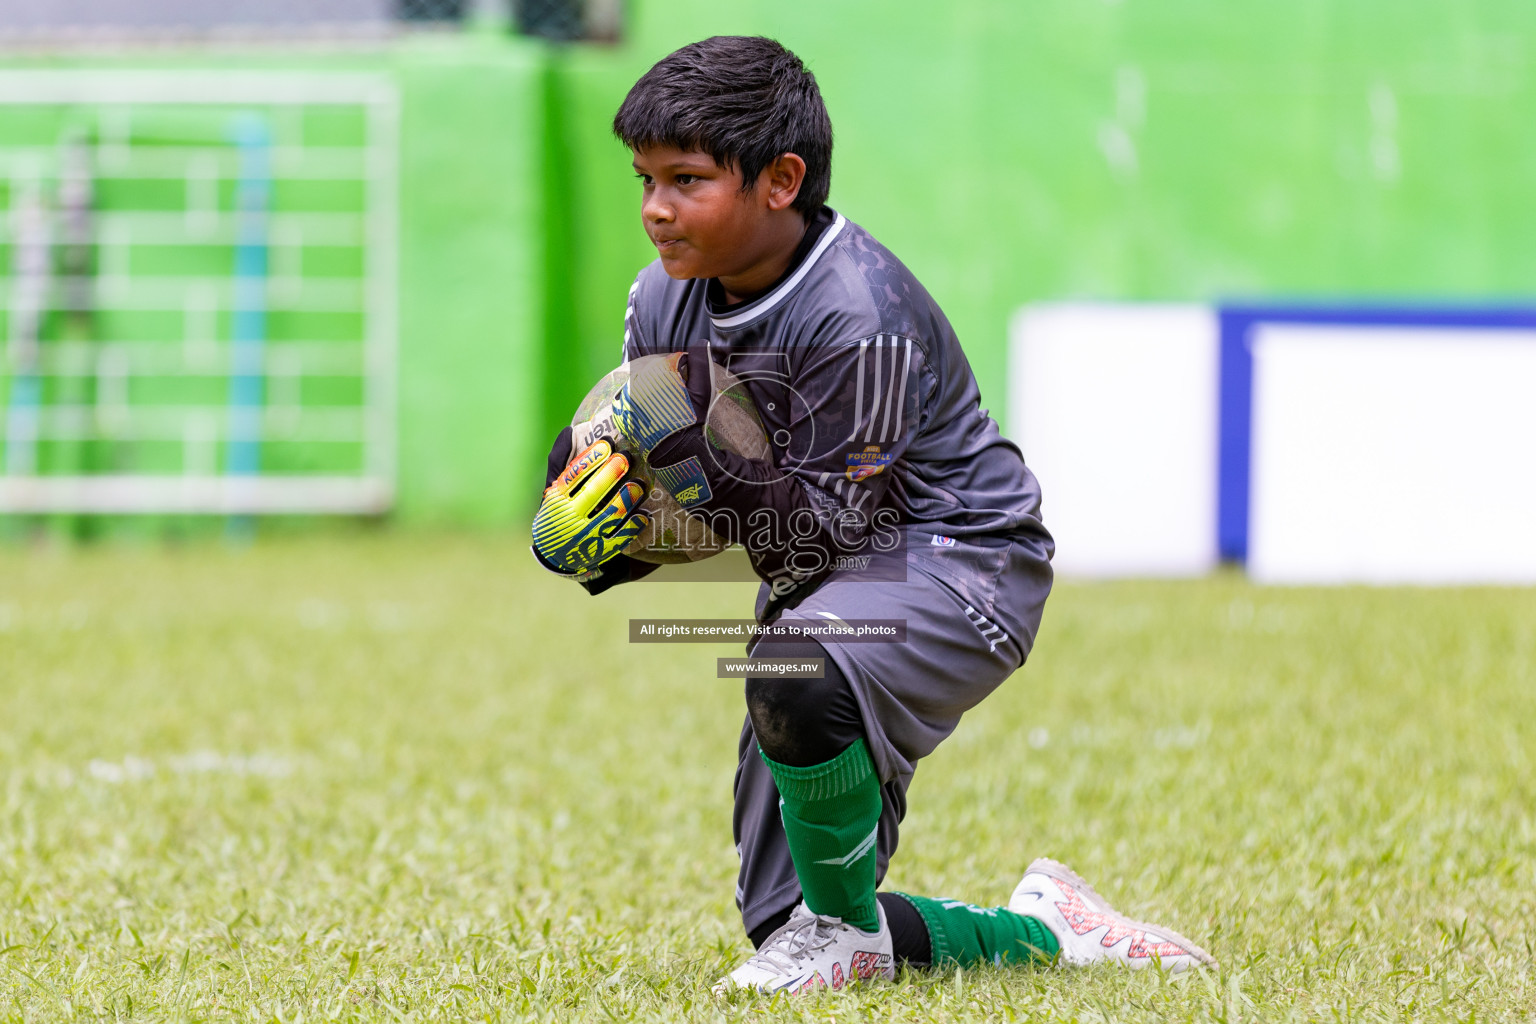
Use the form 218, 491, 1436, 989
0, 70, 398, 514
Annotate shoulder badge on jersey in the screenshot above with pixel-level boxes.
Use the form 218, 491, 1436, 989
846, 444, 896, 482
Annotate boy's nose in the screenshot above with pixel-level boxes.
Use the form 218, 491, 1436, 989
642, 190, 674, 223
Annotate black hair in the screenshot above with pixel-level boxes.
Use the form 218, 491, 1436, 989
613, 36, 832, 215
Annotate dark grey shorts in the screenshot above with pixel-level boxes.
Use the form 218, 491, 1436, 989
733, 523, 1053, 934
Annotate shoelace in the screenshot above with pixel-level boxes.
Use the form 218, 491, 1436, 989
744, 912, 841, 977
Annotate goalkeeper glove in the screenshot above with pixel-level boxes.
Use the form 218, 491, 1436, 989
613, 349, 731, 510
531, 439, 648, 577
612, 351, 703, 462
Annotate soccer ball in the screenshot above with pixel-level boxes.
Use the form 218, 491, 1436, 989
570, 354, 771, 564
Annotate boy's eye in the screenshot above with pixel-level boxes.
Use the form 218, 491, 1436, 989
635, 173, 653, 185
675, 174, 698, 185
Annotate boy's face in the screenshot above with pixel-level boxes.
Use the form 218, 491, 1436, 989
631, 145, 795, 285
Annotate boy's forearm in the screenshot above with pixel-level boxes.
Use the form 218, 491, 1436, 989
650, 427, 872, 587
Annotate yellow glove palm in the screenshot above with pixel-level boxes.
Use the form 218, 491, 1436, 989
531, 440, 648, 576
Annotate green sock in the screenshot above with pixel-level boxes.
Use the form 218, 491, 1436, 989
895, 893, 1061, 967
760, 738, 883, 931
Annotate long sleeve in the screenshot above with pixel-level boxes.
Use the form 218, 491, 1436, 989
649, 334, 927, 599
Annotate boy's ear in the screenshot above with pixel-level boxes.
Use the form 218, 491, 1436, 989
764, 152, 806, 212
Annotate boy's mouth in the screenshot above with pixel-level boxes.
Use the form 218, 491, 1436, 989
651, 235, 683, 254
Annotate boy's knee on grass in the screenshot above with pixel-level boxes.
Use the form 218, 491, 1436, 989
744, 634, 863, 768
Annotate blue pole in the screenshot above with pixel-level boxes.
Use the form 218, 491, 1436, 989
226, 115, 269, 529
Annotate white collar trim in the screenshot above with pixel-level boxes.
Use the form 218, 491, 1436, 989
708, 212, 847, 330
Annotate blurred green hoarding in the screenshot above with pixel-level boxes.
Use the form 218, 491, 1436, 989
1, 0, 1530, 524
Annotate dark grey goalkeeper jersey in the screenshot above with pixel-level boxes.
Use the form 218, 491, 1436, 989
619, 211, 1056, 936
620, 210, 1048, 544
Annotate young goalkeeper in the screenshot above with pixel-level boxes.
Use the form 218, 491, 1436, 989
532, 35, 1215, 994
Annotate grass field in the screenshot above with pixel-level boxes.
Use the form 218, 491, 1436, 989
2, 533, 1533, 1022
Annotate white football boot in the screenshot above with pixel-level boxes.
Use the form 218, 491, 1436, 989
713, 902, 895, 996
1008, 858, 1216, 973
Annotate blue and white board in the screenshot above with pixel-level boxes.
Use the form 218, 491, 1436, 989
1220, 307, 1536, 584
1011, 302, 1536, 583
